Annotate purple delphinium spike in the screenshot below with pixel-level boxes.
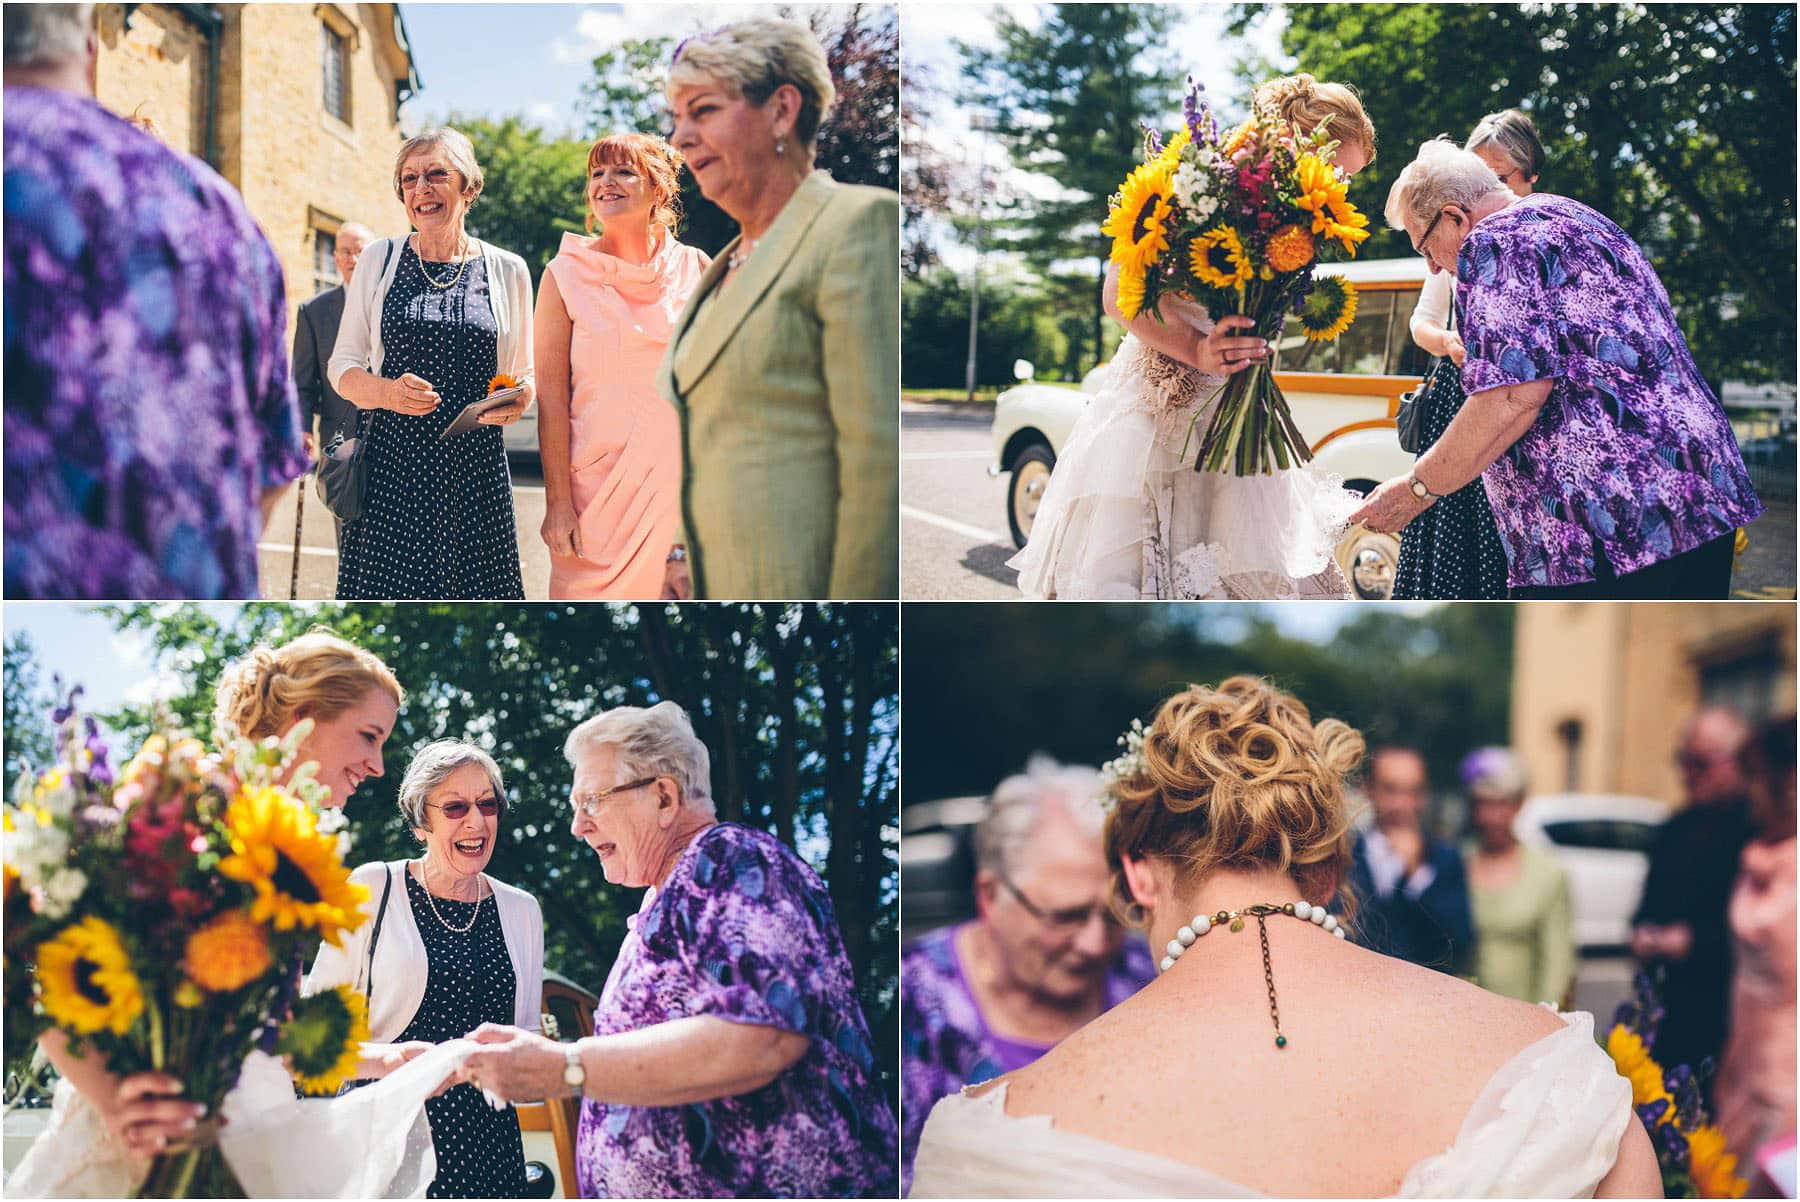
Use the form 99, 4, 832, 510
83, 716, 113, 785
1140, 119, 1163, 156
1183, 74, 1203, 138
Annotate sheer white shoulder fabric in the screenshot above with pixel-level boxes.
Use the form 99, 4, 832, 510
7, 1041, 485, 1198
909, 1011, 1631, 1199
1008, 295, 1356, 601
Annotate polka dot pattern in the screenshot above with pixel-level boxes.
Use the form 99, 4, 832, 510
336, 245, 525, 600
1393, 367, 1511, 600
395, 869, 527, 1199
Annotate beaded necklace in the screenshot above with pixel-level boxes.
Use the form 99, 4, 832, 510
417, 234, 471, 291
412, 859, 488, 934
1158, 900, 1347, 1049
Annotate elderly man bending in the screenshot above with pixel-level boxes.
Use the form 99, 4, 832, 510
1352, 138, 1761, 599
456, 701, 896, 1199
898, 757, 1154, 1190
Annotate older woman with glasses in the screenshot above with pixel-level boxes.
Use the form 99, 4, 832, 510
306, 740, 545, 1199
453, 702, 895, 1198
1353, 136, 1761, 599
899, 758, 1154, 1191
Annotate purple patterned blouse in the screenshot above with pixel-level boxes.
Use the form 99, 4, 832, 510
576, 823, 896, 1198
899, 922, 1155, 1191
1454, 193, 1761, 588
4, 87, 307, 598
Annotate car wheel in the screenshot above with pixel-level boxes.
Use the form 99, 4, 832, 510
1006, 444, 1055, 547
1336, 526, 1400, 600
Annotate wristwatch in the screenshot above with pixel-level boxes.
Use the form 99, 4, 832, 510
1407, 471, 1443, 501
562, 1043, 587, 1093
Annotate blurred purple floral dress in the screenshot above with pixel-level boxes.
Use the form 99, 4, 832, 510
899, 923, 1155, 1190
1455, 193, 1761, 589
4, 88, 306, 598
576, 823, 896, 1198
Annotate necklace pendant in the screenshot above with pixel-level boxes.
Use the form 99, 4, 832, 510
1229, 916, 1245, 932
1275, 1034, 1288, 1048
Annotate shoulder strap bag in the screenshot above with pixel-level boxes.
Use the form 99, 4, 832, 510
334, 864, 396, 1095
316, 238, 399, 522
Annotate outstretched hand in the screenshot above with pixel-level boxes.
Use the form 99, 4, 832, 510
452, 1024, 570, 1104
1348, 475, 1432, 534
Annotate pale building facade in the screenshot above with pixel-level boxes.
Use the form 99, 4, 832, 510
1512, 602, 1796, 805
93, 2, 419, 339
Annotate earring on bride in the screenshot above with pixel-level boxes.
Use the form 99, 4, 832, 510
1158, 900, 1347, 1049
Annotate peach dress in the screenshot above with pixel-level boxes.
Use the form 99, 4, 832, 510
544, 230, 709, 598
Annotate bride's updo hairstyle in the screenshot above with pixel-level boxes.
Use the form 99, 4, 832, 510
1254, 72, 1376, 162
212, 631, 402, 741
1103, 676, 1365, 926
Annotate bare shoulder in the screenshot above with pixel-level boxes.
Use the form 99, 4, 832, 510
1356, 946, 1568, 1054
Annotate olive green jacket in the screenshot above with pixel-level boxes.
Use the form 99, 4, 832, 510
658, 172, 899, 599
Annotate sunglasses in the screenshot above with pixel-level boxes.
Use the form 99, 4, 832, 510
424, 797, 501, 821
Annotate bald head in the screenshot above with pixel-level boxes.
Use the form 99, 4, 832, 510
1678, 708, 1750, 806
334, 223, 376, 285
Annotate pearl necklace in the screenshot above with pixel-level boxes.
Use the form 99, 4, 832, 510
1158, 900, 1347, 1049
417, 235, 471, 291
726, 236, 760, 273
413, 860, 487, 934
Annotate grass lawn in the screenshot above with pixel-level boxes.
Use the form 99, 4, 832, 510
903, 387, 1003, 404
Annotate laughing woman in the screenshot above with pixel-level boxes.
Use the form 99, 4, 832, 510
305, 741, 545, 1199
329, 128, 535, 600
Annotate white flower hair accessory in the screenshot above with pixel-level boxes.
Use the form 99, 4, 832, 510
1098, 717, 1150, 811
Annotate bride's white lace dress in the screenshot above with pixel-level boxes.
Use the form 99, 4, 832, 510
1009, 298, 1359, 600
910, 1011, 1632, 1198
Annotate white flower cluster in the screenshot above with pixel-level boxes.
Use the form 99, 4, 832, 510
6, 770, 77, 914
1098, 717, 1151, 811
1172, 163, 1218, 223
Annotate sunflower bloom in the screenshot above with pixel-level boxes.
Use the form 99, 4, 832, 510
1293, 153, 1351, 237
279, 985, 370, 1095
37, 917, 144, 1036
488, 373, 520, 395
1115, 262, 1149, 322
1604, 1024, 1673, 1111
184, 909, 273, 993
1102, 160, 1176, 274
1322, 200, 1371, 253
1157, 125, 1192, 169
1298, 276, 1357, 342
1266, 224, 1315, 273
218, 786, 368, 946
1687, 1123, 1748, 1199
1190, 226, 1253, 289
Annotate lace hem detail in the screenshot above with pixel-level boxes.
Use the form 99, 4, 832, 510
1113, 336, 1209, 417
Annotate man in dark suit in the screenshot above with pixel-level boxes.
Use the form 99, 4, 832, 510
1347, 745, 1476, 975
293, 221, 374, 536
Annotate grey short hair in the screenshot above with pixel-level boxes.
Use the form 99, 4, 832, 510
971, 756, 1106, 879
1466, 108, 1545, 180
5, 4, 92, 67
1384, 137, 1510, 232
399, 740, 507, 831
564, 701, 715, 818
667, 17, 836, 146
392, 127, 484, 204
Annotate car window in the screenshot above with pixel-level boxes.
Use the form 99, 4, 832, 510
1337, 289, 1392, 375
1540, 819, 1658, 854
1385, 286, 1432, 377
1276, 323, 1336, 373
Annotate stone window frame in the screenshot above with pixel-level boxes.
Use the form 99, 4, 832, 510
317, 4, 359, 128
310, 209, 347, 297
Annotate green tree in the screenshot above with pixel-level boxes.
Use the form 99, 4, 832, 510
578, 36, 675, 137
959, 4, 1183, 374
901, 267, 1069, 389
3, 632, 56, 779
92, 602, 900, 1101
1249, 3, 1796, 385
455, 114, 590, 286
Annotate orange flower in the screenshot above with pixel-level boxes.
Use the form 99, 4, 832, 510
1687, 1124, 1748, 1199
488, 373, 520, 394
184, 910, 273, 993
1266, 225, 1315, 273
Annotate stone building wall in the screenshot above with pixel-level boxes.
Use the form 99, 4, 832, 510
94, 4, 206, 157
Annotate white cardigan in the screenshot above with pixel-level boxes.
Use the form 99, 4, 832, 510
304, 860, 543, 1041
1408, 268, 1455, 343
327, 235, 535, 395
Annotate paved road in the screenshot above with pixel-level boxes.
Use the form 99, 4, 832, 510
902, 401, 1797, 600
256, 459, 551, 600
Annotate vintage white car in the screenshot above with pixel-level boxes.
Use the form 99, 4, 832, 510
991, 257, 1432, 599
1515, 792, 1668, 953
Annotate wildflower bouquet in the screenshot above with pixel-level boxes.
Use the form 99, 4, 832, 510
1605, 972, 1747, 1199
1103, 77, 1369, 476
3, 692, 371, 1198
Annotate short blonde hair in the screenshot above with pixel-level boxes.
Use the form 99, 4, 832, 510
212, 631, 402, 742
1103, 677, 1365, 927
1384, 137, 1508, 231
585, 132, 684, 236
564, 701, 715, 818
392, 127, 484, 204
667, 17, 836, 146
1255, 73, 1376, 162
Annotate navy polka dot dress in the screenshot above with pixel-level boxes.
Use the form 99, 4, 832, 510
1393, 367, 1511, 600
395, 870, 527, 1199
336, 243, 524, 599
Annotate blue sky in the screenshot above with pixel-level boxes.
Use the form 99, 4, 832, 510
397, 3, 852, 136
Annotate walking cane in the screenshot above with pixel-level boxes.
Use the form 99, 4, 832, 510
290, 463, 308, 600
